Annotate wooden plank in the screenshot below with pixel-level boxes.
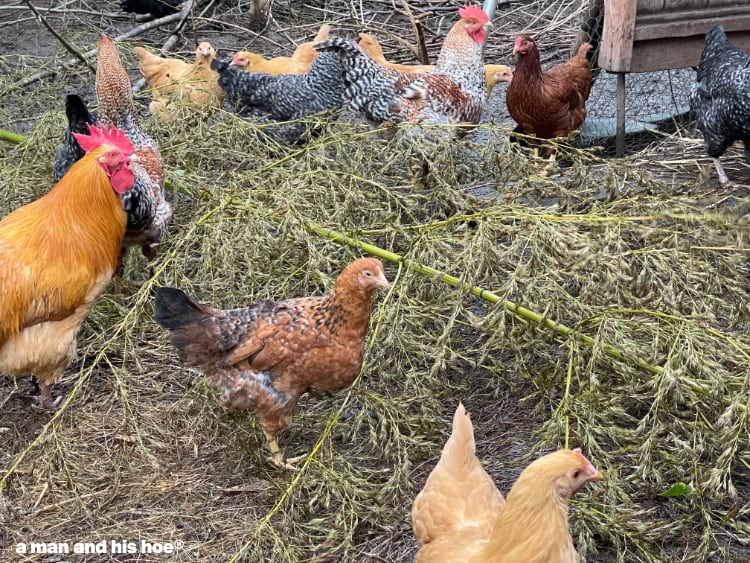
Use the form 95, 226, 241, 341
662, 0, 705, 10
628, 31, 750, 72
634, 15, 750, 41
600, 0, 638, 72
637, 0, 664, 14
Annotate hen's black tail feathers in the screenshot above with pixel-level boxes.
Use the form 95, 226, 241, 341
53, 94, 98, 181
154, 287, 210, 331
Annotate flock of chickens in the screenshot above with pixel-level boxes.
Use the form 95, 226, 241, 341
2, 3, 750, 560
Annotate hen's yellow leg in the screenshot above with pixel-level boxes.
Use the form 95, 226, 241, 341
263, 431, 306, 471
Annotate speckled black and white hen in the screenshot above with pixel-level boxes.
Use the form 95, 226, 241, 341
690, 25, 750, 185
314, 5, 490, 136
211, 51, 346, 144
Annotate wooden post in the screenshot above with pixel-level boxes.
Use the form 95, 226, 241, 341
600, 0, 638, 72
616, 73, 626, 157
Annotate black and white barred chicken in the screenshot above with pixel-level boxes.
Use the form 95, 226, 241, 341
690, 25, 750, 185
211, 51, 346, 144
54, 36, 172, 268
314, 5, 491, 136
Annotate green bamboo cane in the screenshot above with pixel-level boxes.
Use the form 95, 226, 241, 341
306, 221, 663, 376
0, 129, 25, 144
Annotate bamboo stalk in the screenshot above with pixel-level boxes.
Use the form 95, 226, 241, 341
0, 129, 25, 144
306, 222, 664, 376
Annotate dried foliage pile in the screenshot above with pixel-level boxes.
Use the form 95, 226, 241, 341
1, 1, 750, 562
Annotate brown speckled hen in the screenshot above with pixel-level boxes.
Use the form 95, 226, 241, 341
153, 258, 390, 469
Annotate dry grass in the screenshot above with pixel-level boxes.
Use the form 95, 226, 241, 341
2, 1, 750, 562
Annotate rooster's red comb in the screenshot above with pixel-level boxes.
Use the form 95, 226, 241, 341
73, 123, 134, 156
458, 4, 488, 23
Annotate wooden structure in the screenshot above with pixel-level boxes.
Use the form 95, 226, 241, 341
597, 0, 750, 154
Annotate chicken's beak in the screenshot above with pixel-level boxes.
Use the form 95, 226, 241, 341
376, 273, 391, 291
484, 21, 493, 28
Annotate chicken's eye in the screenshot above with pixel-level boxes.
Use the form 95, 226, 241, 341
365, 271, 372, 277
573, 470, 581, 479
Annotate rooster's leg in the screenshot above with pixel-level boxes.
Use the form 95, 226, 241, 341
36, 380, 63, 409
263, 430, 305, 471
713, 158, 730, 185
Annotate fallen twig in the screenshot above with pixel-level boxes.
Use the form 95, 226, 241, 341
18, 11, 184, 88
22, 0, 96, 74
398, 0, 429, 65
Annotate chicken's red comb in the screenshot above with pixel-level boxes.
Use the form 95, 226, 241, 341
73, 123, 134, 155
458, 4, 488, 23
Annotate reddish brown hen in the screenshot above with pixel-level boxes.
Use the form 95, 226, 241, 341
153, 258, 390, 469
506, 35, 592, 155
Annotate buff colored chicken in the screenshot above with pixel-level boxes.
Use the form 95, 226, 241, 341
413, 403, 602, 563
231, 24, 330, 75
134, 41, 223, 121
1, 124, 137, 408
412, 403, 505, 548
356, 33, 511, 98
154, 258, 390, 470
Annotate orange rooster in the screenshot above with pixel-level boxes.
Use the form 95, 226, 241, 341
0, 124, 137, 408
356, 33, 512, 98
316, 6, 491, 133
231, 24, 331, 75
413, 404, 602, 562
154, 258, 390, 469
506, 35, 592, 154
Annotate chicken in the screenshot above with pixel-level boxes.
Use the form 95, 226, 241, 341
134, 42, 223, 122
506, 35, 592, 154
356, 32, 434, 73
314, 5, 491, 135
689, 25, 750, 185
414, 433, 603, 563
412, 403, 505, 548
53, 94, 97, 182
0, 124, 137, 408
231, 24, 331, 75
153, 258, 390, 469
211, 50, 346, 144
120, 0, 181, 18
96, 35, 172, 265
356, 33, 512, 98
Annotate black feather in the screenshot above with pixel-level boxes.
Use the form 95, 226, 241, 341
154, 287, 208, 330
119, 0, 180, 18
53, 94, 98, 181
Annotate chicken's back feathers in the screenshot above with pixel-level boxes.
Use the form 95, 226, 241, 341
212, 52, 346, 144
412, 403, 505, 550
689, 25, 750, 161
54, 94, 98, 181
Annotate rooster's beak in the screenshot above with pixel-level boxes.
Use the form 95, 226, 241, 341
484, 21, 493, 28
